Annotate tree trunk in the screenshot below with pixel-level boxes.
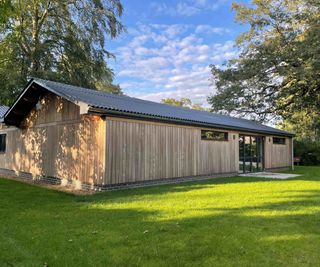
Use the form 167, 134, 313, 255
31, 4, 40, 74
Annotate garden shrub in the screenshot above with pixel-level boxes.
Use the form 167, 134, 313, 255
294, 139, 320, 165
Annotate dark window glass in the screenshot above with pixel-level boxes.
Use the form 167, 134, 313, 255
201, 130, 228, 141
273, 137, 286, 145
0, 134, 6, 153
239, 135, 264, 173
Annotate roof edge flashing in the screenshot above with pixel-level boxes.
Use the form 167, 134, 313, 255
89, 107, 294, 137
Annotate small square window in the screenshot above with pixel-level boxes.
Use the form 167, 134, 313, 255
0, 134, 6, 153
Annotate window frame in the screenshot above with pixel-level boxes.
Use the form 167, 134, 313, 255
201, 130, 228, 141
0, 134, 6, 153
273, 137, 286, 145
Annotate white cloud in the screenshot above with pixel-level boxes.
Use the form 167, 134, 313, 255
195, 25, 231, 34
112, 23, 237, 106
151, 0, 228, 17
151, 24, 191, 38
176, 2, 201, 16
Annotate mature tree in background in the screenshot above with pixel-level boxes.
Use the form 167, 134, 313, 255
278, 111, 320, 142
208, 0, 320, 125
161, 98, 207, 111
279, 111, 320, 165
0, 0, 125, 105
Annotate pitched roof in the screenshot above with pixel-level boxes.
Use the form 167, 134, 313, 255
0, 105, 9, 119
4, 78, 293, 136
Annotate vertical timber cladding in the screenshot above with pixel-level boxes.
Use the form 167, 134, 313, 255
105, 117, 239, 185
264, 136, 292, 169
0, 93, 106, 185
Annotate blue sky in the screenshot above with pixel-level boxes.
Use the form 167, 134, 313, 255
108, 0, 248, 106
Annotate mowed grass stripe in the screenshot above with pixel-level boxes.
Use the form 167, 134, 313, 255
0, 166, 320, 267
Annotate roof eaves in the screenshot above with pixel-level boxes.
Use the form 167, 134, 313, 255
3, 78, 35, 119
89, 106, 294, 137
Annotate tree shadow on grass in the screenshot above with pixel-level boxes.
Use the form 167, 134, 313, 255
86, 189, 320, 267
0, 181, 320, 266
2, 177, 320, 267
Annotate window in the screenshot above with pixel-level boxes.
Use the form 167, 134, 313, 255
273, 137, 286, 145
0, 134, 6, 153
201, 130, 228, 141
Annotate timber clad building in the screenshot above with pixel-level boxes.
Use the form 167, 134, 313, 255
0, 79, 294, 190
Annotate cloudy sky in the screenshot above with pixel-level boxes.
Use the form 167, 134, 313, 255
108, 0, 249, 107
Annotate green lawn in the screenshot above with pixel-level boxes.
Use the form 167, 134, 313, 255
1, 167, 320, 267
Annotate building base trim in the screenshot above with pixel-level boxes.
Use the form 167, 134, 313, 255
0, 167, 238, 192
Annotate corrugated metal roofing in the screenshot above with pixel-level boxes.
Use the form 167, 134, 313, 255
8, 78, 293, 136
0, 105, 9, 119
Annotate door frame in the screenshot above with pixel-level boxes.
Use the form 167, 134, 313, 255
239, 134, 265, 173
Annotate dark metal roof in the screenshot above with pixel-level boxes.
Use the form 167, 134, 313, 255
4, 78, 293, 136
0, 106, 9, 119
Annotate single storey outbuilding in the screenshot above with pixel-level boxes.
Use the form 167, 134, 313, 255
0, 78, 294, 190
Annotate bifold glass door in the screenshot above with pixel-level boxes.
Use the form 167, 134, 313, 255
239, 135, 264, 173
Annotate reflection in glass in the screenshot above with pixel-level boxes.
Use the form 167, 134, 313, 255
239, 135, 264, 173
239, 136, 244, 173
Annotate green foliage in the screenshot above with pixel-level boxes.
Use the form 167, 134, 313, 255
294, 140, 320, 165
278, 111, 320, 142
161, 98, 207, 111
0, 0, 13, 25
278, 111, 320, 165
1, 166, 320, 266
0, 0, 125, 105
209, 0, 320, 123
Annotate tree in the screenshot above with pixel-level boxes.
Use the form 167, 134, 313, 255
278, 111, 320, 142
161, 98, 207, 111
0, 0, 13, 24
0, 0, 125, 105
208, 0, 320, 122
279, 111, 320, 166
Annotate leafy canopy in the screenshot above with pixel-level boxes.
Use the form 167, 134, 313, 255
161, 98, 207, 111
278, 111, 320, 142
0, 0, 125, 105
208, 0, 320, 122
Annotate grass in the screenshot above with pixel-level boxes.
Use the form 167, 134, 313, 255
1, 166, 320, 267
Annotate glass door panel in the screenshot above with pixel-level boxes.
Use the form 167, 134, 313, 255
239, 135, 264, 173
239, 135, 245, 173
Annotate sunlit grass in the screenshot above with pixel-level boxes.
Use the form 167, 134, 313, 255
261, 234, 314, 241
1, 166, 320, 266
89, 179, 320, 221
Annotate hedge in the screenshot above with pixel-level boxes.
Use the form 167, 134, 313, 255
294, 139, 320, 165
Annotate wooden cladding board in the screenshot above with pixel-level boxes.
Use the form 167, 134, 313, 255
21, 92, 80, 127
105, 118, 239, 185
0, 94, 105, 185
264, 136, 292, 169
